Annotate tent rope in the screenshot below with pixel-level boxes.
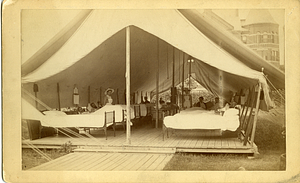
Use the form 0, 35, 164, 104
22, 136, 53, 161
22, 89, 52, 111
263, 74, 285, 102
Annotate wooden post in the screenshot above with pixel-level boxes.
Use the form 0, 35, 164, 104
171, 47, 176, 104
181, 52, 185, 109
33, 83, 38, 109
188, 58, 191, 90
172, 47, 175, 88
156, 38, 160, 128
251, 83, 261, 147
116, 88, 119, 104
57, 83, 61, 111
88, 86, 90, 103
99, 87, 102, 107
125, 26, 131, 144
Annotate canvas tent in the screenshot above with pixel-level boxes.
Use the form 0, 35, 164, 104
21, 9, 284, 112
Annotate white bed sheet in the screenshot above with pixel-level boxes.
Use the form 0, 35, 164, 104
164, 108, 240, 131
41, 105, 135, 128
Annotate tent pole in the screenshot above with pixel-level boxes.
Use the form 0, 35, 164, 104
251, 82, 261, 147
99, 87, 102, 107
126, 26, 131, 144
33, 83, 38, 109
155, 38, 160, 128
181, 52, 185, 109
57, 83, 61, 111
88, 86, 90, 103
116, 88, 119, 104
188, 58, 191, 90
172, 47, 175, 88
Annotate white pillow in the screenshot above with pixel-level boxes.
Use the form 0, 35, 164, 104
43, 111, 67, 116
223, 108, 239, 117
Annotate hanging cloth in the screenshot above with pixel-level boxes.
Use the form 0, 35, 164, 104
73, 86, 79, 105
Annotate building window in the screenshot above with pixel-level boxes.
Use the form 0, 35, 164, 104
275, 32, 278, 44
271, 31, 275, 43
276, 51, 280, 61
271, 50, 275, 61
263, 32, 268, 43
257, 31, 261, 43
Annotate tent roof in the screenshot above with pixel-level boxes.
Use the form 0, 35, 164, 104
179, 9, 285, 89
243, 9, 278, 26
21, 9, 277, 108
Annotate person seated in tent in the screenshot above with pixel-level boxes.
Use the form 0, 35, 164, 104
159, 97, 165, 104
91, 103, 98, 110
206, 97, 221, 113
194, 96, 206, 109
104, 88, 114, 105
87, 103, 98, 112
143, 96, 150, 104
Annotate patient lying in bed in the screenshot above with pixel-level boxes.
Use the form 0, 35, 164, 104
164, 108, 239, 131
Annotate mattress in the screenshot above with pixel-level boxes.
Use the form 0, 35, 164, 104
41, 104, 135, 128
163, 108, 240, 131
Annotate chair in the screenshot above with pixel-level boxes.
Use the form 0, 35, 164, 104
132, 105, 141, 128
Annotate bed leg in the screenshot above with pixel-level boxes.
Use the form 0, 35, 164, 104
104, 127, 107, 140
122, 121, 126, 133
113, 124, 116, 137
163, 124, 165, 141
167, 128, 169, 138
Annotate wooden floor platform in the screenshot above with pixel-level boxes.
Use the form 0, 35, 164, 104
29, 152, 174, 171
22, 124, 257, 154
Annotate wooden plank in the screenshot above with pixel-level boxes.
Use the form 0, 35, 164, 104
147, 155, 168, 171
177, 148, 255, 154
188, 135, 198, 148
53, 153, 99, 171
228, 138, 237, 149
132, 129, 158, 146
181, 134, 194, 148
207, 138, 216, 148
194, 138, 204, 148
100, 153, 129, 171
87, 153, 122, 171
214, 138, 222, 148
112, 153, 146, 171
81, 153, 113, 171
128, 154, 154, 171
124, 154, 149, 170
221, 138, 229, 148
154, 154, 173, 171
66, 153, 103, 170
146, 133, 164, 147
105, 154, 131, 171
65, 153, 100, 171
201, 138, 210, 148
29, 153, 75, 170
137, 154, 160, 171
30, 153, 86, 170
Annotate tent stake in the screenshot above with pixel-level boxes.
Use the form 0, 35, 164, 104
251, 82, 261, 147
125, 26, 131, 144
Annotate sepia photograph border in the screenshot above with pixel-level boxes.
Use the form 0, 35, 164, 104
2, 0, 300, 182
